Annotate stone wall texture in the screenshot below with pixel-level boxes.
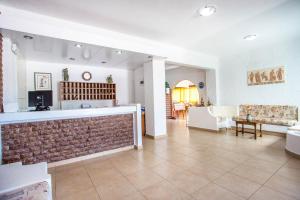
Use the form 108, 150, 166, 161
0, 33, 3, 113
1, 114, 134, 164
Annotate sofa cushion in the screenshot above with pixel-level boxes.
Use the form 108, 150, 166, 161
239, 105, 298, 126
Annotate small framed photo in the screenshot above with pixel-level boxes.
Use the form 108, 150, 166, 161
34, 72, 52, 91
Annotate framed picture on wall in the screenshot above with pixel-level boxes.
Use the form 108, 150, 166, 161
34, 72, 52, 91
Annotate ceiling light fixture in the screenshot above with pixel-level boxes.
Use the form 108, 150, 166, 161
198, 5, 216, 16
244, 34, 257, 41
23, 35, 34, 40
69, 57, 75, 61
75, 43, 82, 48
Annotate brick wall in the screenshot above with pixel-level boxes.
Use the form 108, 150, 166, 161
0, 33, 3, 112
1, 114, 134, 164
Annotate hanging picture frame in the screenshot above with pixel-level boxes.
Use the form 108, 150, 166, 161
34, 72, 52, 91
247, 66, 285, 86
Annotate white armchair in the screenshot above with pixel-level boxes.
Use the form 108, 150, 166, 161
188, 106, 238, 132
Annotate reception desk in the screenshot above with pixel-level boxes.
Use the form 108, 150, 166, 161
0, 105, 142, 166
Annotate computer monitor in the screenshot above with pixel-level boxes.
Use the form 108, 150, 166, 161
28, 90, 53, 111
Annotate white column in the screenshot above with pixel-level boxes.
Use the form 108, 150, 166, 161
3, 37, 19, 112
134, 103, 143, 149
143, 57, 167, 138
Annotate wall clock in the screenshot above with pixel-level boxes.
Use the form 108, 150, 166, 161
82, 71, 92, 81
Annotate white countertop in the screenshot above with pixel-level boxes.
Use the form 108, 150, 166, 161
0, 105, 138, 125
288, 125, 300, 131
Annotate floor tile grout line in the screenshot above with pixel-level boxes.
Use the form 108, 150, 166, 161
82, 162, 105, 200
245, 156, 292, 200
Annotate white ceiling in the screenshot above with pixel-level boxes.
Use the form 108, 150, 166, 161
1, 0, 299, 57
4, 29, 149, 70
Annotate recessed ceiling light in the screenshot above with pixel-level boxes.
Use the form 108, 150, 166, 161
101, 61, 107, 64
198, 5, 216, 17
244, 34, 257, 41
115, 50, 123, 55
23, 35, 34, 40
75, 43, 82, 48
69, 57, 75, 61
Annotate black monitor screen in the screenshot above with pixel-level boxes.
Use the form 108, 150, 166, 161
28, 91, 53, 107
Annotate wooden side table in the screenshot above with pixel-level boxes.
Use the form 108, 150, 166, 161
235, 120, 262, 140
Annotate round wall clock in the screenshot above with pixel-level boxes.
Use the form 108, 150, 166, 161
82, 71, 92, 81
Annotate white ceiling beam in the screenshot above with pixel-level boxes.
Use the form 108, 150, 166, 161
0, 5, 219, 69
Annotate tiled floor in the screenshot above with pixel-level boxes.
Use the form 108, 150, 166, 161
49, 120, 300, 200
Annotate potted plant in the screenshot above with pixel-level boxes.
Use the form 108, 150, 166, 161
106, 75, 113, 84
165, 82, 170, 94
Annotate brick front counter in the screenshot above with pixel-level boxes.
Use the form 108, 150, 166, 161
1, 114, 133, 164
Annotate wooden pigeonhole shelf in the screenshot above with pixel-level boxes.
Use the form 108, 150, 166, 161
59, 81, 116, 101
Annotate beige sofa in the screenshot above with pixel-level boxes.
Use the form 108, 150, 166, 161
238, 105, 298, 126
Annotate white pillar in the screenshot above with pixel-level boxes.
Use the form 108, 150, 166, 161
134, 103, 143, 149
3, 37, 19, 112
143, 57, 167, 138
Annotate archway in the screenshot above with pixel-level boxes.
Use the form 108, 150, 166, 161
169, 80, 200, 119
172, 80, 200, 105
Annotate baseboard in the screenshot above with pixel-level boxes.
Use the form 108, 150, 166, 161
145, 134, 167, 139
48, 145, 134, 168
134, 145, 143, 150
188, 126, 219, 133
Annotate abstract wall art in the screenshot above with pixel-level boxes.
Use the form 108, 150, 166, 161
247, 66, 285, 86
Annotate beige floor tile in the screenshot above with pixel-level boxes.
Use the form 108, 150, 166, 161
214, 173, 261, 198
192, 183, 244, 200
141, 180, 193, 200
83, 158, 114, 171
254, 149, 290, 165
188, 164, 225, 181
53, 120, 299, 200
217, 151, 251, 163
166, 170, 210, 194
126, 169, 164, 190
113, 159, 149, 175
230, 165, 274, 184
150, 161, 184, 179
206, 157, 240, 172
55, 161, 83, 173
96, 175, 137, 200
276, 166, 300, 181
249, 186, 296, 200
48, 167, 56, 174
56, 187, 100, 200
241, 158, 282, 173
55, 166, 87, 181
87, 167, 124, 186
168, 155, 202, 169
265, 174, 300, 199
122, 191, 147, 200
284, 158, 300, 169
56, 172, 94, 199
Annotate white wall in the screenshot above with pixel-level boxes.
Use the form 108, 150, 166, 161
134, 66, 209, 105
2, 36, 19, 112
165, 67, 206, 100
218, 38, 300, 132
17, 58, 27, 110
206, 69, 218, 105
25, 61, 134, 110
134, 67, 145, 105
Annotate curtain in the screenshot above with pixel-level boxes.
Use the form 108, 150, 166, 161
172, 86, 199, 105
